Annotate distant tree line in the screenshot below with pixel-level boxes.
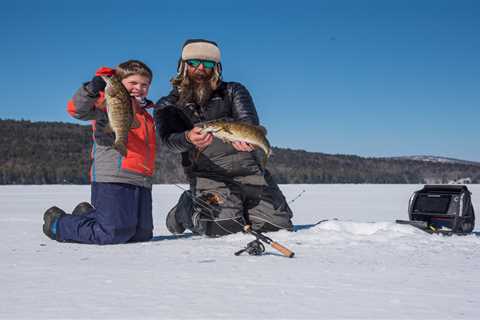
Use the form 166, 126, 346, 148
1, 119, 479, 184
267, 149, 480, 184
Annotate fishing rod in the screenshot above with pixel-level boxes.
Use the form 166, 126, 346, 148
240, 225, 294, 258
287, 189, 305, 205
173, 184, 295, 258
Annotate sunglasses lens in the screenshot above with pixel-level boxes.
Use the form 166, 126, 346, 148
187, 59, 201, 67
202, 61, 215, 69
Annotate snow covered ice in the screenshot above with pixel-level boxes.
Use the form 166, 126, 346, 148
1, 184, 480, 319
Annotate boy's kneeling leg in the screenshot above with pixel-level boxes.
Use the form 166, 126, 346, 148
129, 187, 153, 242
58, 183, 138, 244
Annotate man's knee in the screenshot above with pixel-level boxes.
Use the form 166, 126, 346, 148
191, 199, 246, 236
249, 212, 293, 232
247, 194, 294, 233
191, 191, 245, 237
192, 213, 245, 237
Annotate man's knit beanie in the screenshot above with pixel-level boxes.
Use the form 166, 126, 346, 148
181, 39, 221, 63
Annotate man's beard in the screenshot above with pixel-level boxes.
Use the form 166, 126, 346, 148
178, 76, 214, 107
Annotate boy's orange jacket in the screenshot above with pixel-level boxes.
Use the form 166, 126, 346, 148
67, 72, 156, 189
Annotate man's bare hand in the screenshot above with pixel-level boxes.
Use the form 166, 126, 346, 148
232, 141, 254, 152
186, 127, 213, 149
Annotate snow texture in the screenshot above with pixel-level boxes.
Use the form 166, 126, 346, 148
1, 184, 479, 319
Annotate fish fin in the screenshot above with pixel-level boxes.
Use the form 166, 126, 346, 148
114, 141, 128, 157
257, 125, 268, 135
261, 147, 272, 167
262, 156, 267, 168
195, 118, 230, 127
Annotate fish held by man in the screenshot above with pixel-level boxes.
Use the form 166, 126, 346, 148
198, 120, 272, 166
101, 75, 139, 156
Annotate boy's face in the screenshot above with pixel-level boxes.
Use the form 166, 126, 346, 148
121, 74, 151, 98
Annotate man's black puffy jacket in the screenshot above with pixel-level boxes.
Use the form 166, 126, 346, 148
154, 81, 264, 179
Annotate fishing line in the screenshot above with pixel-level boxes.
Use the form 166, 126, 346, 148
287, 189, 306, 205
174, 183, 292, 232
175, 173, 302, 230
173, 183, 295, 257
173, 184, 245, 235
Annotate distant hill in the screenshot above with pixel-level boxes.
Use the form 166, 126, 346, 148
389, 155, 480, 166
1, 119, 479, 184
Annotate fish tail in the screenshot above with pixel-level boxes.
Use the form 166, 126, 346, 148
259, 147, 270, 168
262, 154, 268, 168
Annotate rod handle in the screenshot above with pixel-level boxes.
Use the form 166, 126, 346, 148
271, 241, 295, 258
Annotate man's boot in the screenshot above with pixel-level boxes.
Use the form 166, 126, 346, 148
165, 205, 186, 234
72, 202, 94, 216
43, 206, 66, 240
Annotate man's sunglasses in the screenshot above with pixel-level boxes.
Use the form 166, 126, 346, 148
186, 59, 216, 69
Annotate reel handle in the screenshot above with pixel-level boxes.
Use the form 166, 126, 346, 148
243, 225, 295, 258
271, 241, 295, 258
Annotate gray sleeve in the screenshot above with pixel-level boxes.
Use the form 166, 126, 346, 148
68, 84, 104, 121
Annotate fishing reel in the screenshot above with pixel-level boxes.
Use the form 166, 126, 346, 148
234, 239, 266, 256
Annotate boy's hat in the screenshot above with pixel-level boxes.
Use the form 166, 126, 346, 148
181, 39, 221, 63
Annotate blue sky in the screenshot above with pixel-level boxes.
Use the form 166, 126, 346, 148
1, 0, 479, 161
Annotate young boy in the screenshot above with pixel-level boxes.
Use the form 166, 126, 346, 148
42, 60, 156, 244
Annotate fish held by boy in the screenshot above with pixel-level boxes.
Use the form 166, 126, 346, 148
198, 120, 272, 166
101, 75, 139, 156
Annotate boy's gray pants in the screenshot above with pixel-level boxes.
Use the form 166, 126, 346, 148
173, 172, 293, 237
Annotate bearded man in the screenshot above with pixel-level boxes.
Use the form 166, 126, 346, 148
155, 39, 293, 237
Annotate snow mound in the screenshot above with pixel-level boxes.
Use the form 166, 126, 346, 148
288, 219, 480, 250
315, 220, 418, 235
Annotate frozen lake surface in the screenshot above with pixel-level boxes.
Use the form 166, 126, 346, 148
1, 184, 479, 319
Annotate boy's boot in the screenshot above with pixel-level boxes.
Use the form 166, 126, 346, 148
43, 206, 66, 240
166, 205, 186, 234
72, 202, 94, 216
